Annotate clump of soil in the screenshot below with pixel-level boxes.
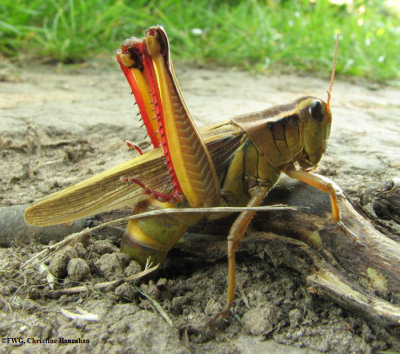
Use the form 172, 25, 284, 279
1, 228, 399, 353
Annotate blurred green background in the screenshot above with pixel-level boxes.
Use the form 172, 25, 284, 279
1, 0, 399, 81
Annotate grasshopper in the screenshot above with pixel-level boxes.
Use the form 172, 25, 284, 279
25, 26, 340, 322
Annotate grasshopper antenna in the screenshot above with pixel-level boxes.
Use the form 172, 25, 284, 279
326, 33, 339, 115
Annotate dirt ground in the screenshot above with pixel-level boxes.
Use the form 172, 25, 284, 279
1, 57, 400, 353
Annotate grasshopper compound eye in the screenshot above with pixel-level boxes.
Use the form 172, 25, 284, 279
308, 99, 325, 123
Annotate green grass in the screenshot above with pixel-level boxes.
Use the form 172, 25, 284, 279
0, 0, 399, 81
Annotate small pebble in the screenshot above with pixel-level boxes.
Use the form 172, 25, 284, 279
48, 246, 78, 278
90, 240, 118, 255
289, 308, 303, 328
242, 303, 281, 336
140, 280, 160, 300
115, 283, 138, 300
95, 253, 123, 281
74, 242, 87, 259
67, 258, 90, 282
124, 260, 142, 278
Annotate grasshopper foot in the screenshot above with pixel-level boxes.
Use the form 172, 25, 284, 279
337, 220, 360, 244
120, 176, 180, 203
206, 307, 231, 327
125, 140, 144, 155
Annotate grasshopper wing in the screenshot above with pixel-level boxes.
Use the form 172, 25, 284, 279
24, 148, 170, 226
24, 122, 244, 227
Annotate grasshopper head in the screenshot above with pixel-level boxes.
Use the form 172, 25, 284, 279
295, 34, 338, 170
296, 96, 332, 170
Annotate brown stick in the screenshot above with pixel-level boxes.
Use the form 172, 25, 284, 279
254, 178, 400, 294
0, 204, 87, 246
179, 177, 400, 327
253, 178, 400, 326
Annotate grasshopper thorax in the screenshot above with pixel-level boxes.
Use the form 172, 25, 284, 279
295, 96, 332, 170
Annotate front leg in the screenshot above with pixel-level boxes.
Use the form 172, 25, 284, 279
284, 167, 361, 243
285, 166, 341, 222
